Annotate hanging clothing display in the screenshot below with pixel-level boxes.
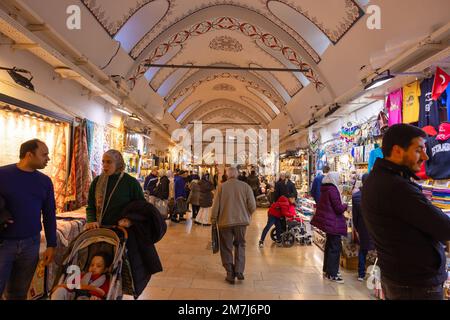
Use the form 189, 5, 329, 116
368, 147, 383, 173
425, 123, 450, 180
104, 124, 124, 153
386, 89, 402, 126
419, 76, 440, 129
402, 80, 421, 124
0, 107, 69, 212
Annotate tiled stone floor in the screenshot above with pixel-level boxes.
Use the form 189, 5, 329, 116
127, 208, 374, 300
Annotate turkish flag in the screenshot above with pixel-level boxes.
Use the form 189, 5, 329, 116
431, 67, 450, 100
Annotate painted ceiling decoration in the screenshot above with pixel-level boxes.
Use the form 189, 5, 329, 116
209, 35, 243, 52
265, 0, 364, 44
213, 83, 237, 91
149, 30, 303, 97
129, 17, 324, 91
81, 1, 363, 63
81, 0, 172, 36
165, 72, 283, 112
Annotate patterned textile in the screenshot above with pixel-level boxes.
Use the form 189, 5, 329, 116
0, 109, 69, 212
85, 119, 95, 162
65, 121, 92, 210
46, 217, 86, 293
104, 124, 124, 153
90, 122, 104, 178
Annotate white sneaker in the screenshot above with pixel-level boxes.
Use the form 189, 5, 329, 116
327, 275, 345, 284
357, 277, 364, 282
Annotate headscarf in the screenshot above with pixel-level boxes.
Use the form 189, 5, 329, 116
158, 168, 166, 177
322, 171, 340, 190
94, 150, 126, 223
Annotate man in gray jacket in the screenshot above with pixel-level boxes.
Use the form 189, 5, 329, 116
211, 167, 256, 284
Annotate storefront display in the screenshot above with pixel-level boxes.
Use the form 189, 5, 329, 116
0, 104, 70, 212
280, 149, 309, 195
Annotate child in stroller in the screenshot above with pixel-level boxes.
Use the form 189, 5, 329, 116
51, 252, 112, 300
50, 226, 133, 300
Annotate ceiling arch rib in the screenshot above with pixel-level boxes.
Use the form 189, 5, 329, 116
144, 46, 181, 83
247, 86, 280, 115
267, 1, 331, 56
114, 0, 170, 52
239, 96, 273, 123
176, 100, 202, 123
129, 3, 322, 62
181, 99, 270, 127
165, 69, 283, 117
128, 15, 325, 92
167, 87, 193, 113
149, 30, 302, 96
249, 63, 291, 102
80, 0, 170, 36
157, 63, 193, 96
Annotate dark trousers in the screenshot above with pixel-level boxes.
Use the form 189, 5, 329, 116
381, 276, 444, 300
323, 234, 342, 277
0, 235, 40, 300
191, 205, 200, 219
358, 248, 368, 278
219, 226, 247, 274
260, 215, 282, 242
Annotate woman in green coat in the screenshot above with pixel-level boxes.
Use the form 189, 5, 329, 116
85, 150, 145, 230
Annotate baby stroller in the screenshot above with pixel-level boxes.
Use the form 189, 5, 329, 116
270, 214, 312, 247
50, 226, 135, 300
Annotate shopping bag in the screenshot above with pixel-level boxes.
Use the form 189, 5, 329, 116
154, 199, 168, 218
211, 223, 220, 254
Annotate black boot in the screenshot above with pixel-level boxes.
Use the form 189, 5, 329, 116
225, 271, 235, 284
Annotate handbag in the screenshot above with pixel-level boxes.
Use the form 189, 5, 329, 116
211, 223, 220, 254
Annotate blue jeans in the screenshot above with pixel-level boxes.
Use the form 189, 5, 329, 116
0, 235, 40, 300
358, 248, 368, 278
260, 216, 282, 242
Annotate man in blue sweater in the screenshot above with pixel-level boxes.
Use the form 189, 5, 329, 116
0, 139, 57, 299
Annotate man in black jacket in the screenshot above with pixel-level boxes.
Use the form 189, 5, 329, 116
362, 124, 450, 300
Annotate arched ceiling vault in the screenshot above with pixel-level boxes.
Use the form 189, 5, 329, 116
79, 0, 365, 131
182, 99, 270, 128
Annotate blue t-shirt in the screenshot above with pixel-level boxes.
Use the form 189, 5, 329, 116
0, 164, 57, 247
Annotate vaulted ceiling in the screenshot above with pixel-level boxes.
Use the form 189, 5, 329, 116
6, 0, 450, 138
77, 0, 366, 130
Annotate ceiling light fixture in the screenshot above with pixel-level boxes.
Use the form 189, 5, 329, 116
305, 119, 318, 129
0, 66, 35, 91
324, 104, 341, 118
115, 106, 132, 116
364, 70, 394, 91
129, 113, 142, 122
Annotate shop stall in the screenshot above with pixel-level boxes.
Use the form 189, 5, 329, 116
279, 149, 310, 196
0, 101, 71, 213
